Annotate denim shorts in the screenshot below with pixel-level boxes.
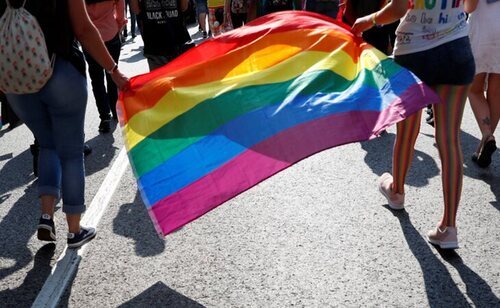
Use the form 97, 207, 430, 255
196, 0, 208, 15
394, 37, 475, 86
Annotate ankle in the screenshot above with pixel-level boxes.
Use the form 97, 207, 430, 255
437, 223, 456, 230
481, 134, 495, 143
390, 183, 404, 195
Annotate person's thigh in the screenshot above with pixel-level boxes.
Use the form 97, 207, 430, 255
470, 73, 487, 94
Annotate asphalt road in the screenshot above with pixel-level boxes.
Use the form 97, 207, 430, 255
0, 28, 499, 308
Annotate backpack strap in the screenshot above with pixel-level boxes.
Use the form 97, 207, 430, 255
6, 0, 28, 8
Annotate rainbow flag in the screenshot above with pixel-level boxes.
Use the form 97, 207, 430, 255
118, 11, 439, 236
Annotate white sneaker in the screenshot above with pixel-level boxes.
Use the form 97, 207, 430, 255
427, 226, 458, 249
378, 173, 405, 210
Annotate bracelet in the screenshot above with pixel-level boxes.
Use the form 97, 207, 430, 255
106, 63, 118, 74
371, 13, 378, 26
371, 12, 383, 28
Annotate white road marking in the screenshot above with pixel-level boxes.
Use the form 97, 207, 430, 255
32, 147, 129, 308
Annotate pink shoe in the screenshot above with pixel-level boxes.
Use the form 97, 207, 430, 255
378, 173, 405, 210
427, 226, 459, 249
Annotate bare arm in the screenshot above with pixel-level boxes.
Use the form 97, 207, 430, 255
464, 0, 478, 13
351, 0, 408, 37
68, 0, 128, 89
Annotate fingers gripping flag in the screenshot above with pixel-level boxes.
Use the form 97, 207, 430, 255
118, 11, 439, 236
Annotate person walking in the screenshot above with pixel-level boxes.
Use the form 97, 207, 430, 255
123, 0, 138, 39
352, 0, 475, 249
0, 0, 129, 248
466, 0, 499, 168
196, 0, 209, 37
131, 0, 192, 71
224, 0, 249, 29
84, 0, 127, 133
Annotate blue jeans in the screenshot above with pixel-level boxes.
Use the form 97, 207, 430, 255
6, 58, 88, 214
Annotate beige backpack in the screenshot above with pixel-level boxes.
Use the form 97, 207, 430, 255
0, 0, 53, 94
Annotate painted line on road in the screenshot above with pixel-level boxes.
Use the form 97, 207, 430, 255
32, 147, 129, 308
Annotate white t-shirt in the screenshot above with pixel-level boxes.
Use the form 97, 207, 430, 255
393, 0, 469, 56
468, 0, 500, 74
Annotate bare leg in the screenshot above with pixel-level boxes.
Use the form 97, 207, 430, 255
487, 73, 500, 133
468, 73, 492, 154
391, 110, 422, 194
40, 195, 56, 217
66, 214, 81, 234
199, 12, 207, 32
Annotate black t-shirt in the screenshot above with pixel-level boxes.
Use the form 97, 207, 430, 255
0, 0, 86, 75
139, 0, 191, 56
264, 0, 293, 14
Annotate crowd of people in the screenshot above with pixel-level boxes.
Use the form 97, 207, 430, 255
0, 0, 498, 250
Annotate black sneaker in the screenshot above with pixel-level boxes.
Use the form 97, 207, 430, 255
67, 226, 96, 248
202, 31, 208, 38
38, 214, 56, 241
425, 106, 434, 127
98, 119, 111, 133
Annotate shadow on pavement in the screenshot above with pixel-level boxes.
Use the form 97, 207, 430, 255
362, 130, 499, 211
84, 131, 119, 177
0, 243, 56, 307
57, 265, 81, 308
437, 250, 500, 307
0, 148, 36, 201
113, 191, 166, 257
0, 183, 39, 282
387, 207, 497, 307
461, 131, 500, 212
121, 47, 146, 64
360, 132, 440, 188
118, 281, 204, 308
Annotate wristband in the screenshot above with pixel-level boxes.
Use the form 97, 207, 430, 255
106, 63, 118, 74
371, 12, 383, 28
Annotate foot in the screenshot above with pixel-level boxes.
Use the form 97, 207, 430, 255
476, 137, 496, 168
98, 119, 111, 133
378, 173, 405, 210
427, 226, 458, 249
38, 214, 56, 241
67, 226, 96, 249
202, 31, 208, 38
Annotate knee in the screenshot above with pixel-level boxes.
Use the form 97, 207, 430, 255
435, 135, 460, 153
